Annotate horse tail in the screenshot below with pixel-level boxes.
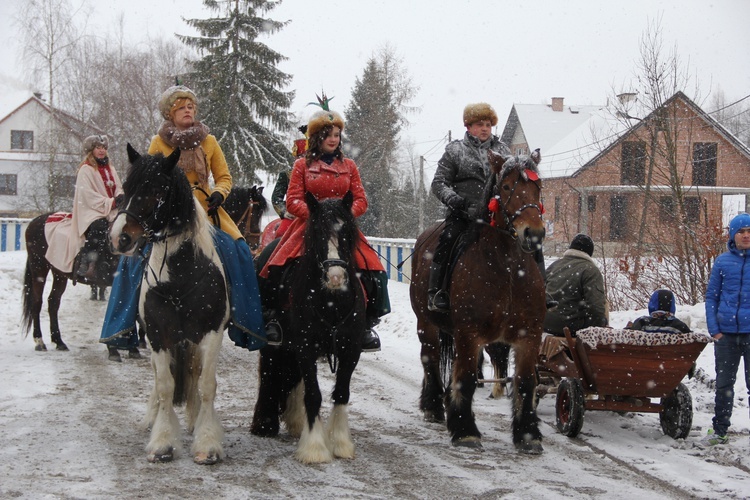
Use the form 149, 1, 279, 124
21, 257, 34, 336
439, 329, 454, 389
171, 340, 200, 407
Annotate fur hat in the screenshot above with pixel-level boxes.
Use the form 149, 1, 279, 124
648, 289, 676, 314
463, 102, 498, 127
83, 134, 108, 154
158, 85, 197, 119
569, 233, 594, 257
306, 110, 345, 138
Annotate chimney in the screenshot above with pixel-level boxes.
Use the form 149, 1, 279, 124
551, 97, 564, 112
617, 92, 637, 105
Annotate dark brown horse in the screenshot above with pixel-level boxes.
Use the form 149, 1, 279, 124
223, 185, 268, 255
250, 192, 367, 464
409, 150, 546, 454
22, 214, 118, 351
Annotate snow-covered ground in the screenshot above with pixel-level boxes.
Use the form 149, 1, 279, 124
0, 249, 748, 499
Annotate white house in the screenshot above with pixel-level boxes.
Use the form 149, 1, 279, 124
0, 76, 104, 217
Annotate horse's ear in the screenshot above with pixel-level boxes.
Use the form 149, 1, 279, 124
530, 148, 541, 165
164, 148, 181, 172
126, 143, 140, 164
488, 150, 508, 174
258, 186, 264, 195
305, 191, 319, 211
342, 191, 354, 211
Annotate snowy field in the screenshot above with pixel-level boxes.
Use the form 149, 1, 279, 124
0, 249, 749, 499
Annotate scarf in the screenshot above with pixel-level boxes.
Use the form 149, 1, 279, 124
158, 120, 211, 185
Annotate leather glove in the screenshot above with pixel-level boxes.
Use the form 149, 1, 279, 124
113, 194, 124, 209
449, 197, 470, 219
206, 191, 224, 215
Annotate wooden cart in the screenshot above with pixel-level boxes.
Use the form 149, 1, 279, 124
545, 326, 711, 439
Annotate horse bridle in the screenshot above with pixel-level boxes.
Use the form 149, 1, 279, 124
492, 170, 543, 239
239, 199, 262, 248
117, 197, 168, 243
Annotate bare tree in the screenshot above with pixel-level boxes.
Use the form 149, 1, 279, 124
603, 17, 725, 307
19, 0, 86, 107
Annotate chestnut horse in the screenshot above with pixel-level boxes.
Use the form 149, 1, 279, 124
409, 150, 546, 454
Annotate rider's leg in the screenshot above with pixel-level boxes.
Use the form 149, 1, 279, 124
428, 216, 465, 312
360, 271, 391, 352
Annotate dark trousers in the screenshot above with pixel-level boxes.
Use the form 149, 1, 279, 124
712, 334, 750, 435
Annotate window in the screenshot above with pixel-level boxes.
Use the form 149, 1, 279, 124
10, 130, 33, 150
51, 175, 76, 199
621, 141, 646, 185
610, 194, 628, 241
692, 142, 717, 186
659, 196, 676, 222
0, 174, 17, 195
587, 195, 596, 212
516, 147, 527, 155
685, 197, 701, 224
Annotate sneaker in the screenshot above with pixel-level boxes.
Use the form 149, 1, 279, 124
701, 428, 729, 446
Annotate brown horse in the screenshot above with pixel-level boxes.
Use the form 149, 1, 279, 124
22, 214, 118, 351
409, 150, 546, 454
223, 185, 268, 255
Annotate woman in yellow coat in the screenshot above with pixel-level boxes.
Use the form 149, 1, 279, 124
148, 86, 242, 240
100, 85, 265, 360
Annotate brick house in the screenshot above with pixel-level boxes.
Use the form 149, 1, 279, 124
500, 92, 750, 254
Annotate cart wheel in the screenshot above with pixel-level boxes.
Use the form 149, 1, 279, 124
660, 382, 693, 439
556, 378, 585, 437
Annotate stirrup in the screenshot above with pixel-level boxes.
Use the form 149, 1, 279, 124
428, 289, 450, 312
265, 319, 283, 346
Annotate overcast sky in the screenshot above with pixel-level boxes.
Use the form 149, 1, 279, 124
1, 0, 748, 170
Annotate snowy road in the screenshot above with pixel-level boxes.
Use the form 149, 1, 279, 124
1, 251, 749, 499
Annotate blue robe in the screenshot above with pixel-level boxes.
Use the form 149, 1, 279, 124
99, 232, 266, 350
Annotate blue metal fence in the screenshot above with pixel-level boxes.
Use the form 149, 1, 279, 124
0, 219, 30, 252
367, 237, 416, 284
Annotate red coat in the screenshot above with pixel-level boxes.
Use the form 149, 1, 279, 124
260, 156, 384, 277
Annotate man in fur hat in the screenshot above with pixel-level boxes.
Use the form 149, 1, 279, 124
427, 103, 512, 312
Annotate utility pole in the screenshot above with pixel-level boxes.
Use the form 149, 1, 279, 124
419, 156, 425, 233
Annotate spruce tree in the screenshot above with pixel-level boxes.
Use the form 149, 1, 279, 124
179, 0, 294, 185
345, 47, 416, 236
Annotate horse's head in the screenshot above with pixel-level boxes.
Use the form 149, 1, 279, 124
303, 191, 356, 292
110, 143, 195, 255
486, 149, 545, 253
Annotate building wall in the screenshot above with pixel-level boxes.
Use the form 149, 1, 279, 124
542, 97, 750, 253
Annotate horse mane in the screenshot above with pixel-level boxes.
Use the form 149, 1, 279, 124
295, 193, 358, 290
123, 151, 201, 242
476, 152, 542, 224
223, 185, 268, 217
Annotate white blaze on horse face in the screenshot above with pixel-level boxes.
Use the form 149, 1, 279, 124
325, 238, 348, 291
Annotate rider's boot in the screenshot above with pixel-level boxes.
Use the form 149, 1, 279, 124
107, 345, 122, 362
362, 316, 381, 352
427, 262, 449, 313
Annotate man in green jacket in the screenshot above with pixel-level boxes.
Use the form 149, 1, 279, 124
543, 233, 608, 336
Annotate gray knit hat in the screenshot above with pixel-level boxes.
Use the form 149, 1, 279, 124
83, 134, 108, 154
